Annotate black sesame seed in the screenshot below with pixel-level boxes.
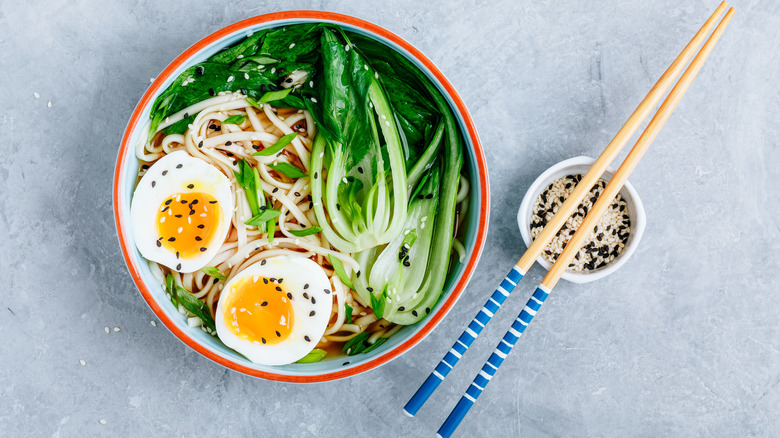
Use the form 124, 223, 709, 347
213, 278, 219, 284
311, 297, 316, 304
275, 286, 282, 291
261, 301, 268, 307
261, 338, 266, 344
303, 293, 309, 299
272, 188, 278, 193
275, 330, 280, 337
336, 204, 340, 211
200, 247, 207, 252
304, 336, 311, 342
425, 307, 430, 314
294, 192, 301, 197
208, 88, 215, 96
151, 181, 156, 188
263, 278, 268, 284
412, 310, 418, 317
303, 283, 309, 289
196, 66, 204, 76
156, 240, 162, 247
356, 271, 361, 278
176, 251, 180, 259
165, 199, 172, 205
324, 289, 331, 295
287, 292, 292, 299
314, 172, 318, 179
343, 362, 350, 366
209, 200, 217, 204
168, 237, 176, 242
226, 152, 234, 157
176, 263, 181, 270
187, 184, 194, 189
261, 260, 267, 266
309, 311, 315, 317
366, 287, 373, 292
426, 194, 434, 199
398, 306, 405, 311
197, 224, 205, 229
358, 167, 363, 174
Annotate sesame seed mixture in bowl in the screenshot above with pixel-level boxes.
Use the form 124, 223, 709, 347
530, 175, 631, 272
517, 155, 646, 284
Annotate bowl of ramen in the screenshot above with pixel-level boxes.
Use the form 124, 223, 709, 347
113, 11, 488, 382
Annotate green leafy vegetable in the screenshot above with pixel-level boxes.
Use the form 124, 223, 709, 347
345, 304, 353, 324
296, 348, 327, 363
361, 337, 388, 354
342, 332, 370, 355
245, 96, 263, 111
328, 254, 354, 290
267, 214, 276, 243
222, 114, 246, 125
165, 274, 178, 308
252, 132, 297, 156
259, 88, 293, 103
201, 267, 226, 281
234, 160, 263, 217
175, 285, 216, 332
288, 226, 323, 237
369, 287, 386, 319
309, 28, 408, 254
245, 208, 282, 226
268, 162, 307, 179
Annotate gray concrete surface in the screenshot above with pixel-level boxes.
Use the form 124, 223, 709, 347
2, 0, 779, 436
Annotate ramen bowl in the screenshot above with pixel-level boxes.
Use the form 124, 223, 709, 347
113, 11, 488, 382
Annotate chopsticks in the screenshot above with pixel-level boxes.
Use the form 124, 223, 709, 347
403, 0, 731, 420
435, 5, 735, 437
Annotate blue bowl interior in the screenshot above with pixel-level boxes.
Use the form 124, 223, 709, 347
119, 17, 485, 379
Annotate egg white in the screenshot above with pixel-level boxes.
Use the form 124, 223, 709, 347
215, 255, 333, 366
131, 150, 233, 273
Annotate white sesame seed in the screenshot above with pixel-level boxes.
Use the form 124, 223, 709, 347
244, 73, 250, 80
289, 43, 296, 49
47, 100, 52, 108
33, 91, 40, 99
271, 67, 276, 74
227, 75, 234, 82
79, 360, 86, 366
104, 327, 110, 334
311, 97, 318, 103
150, 321, 157, 327
99, 420, 107, 425
237, 54, 244, 59
113, 327, 120, 332
177, 227, 183, 233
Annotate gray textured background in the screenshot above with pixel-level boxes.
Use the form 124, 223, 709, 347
2, 0, 779, 437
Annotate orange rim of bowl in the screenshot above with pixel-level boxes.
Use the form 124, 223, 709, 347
113, 10, 489, 383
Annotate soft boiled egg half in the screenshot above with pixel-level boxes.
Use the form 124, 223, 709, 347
131, 150, 233, 273
215, 255, 333, 365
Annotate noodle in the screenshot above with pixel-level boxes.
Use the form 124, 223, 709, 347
137, 91, 398, 356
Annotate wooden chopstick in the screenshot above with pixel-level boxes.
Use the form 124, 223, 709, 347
403, 0, 731, 419
436, 6, 735, 438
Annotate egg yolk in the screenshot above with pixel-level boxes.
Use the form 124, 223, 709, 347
223, 276, 294, 345
155, 191, 221, 259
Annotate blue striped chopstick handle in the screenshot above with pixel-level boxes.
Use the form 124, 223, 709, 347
403, 265, 525, 417
436, 285, 551, 438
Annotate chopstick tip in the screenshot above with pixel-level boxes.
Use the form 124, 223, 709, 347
403, 409, 415, 418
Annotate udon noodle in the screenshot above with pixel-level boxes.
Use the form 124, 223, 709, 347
136, 91, 417, 354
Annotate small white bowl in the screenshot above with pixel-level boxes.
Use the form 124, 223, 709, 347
517, 156, 646, 284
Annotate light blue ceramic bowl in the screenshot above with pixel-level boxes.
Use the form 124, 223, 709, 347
114, 11, 489, 382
